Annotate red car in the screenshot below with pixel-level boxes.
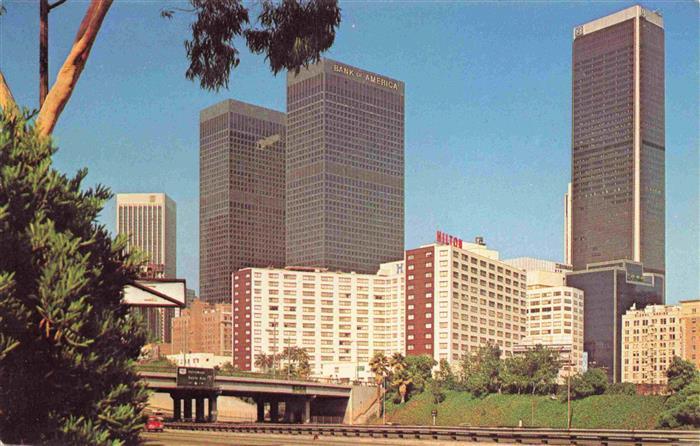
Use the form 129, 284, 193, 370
145, 415, 164, 432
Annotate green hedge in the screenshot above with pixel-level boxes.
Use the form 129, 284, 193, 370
381, 390, 665, 429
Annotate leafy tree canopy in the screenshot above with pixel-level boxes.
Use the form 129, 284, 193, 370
666, 356, 698, 393
165, 0, 342, 91
0, 111, 148, 445
658, 374, 700, 428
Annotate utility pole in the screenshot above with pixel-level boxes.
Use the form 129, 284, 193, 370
567, 358, 572, 430
382, 375, 387, 425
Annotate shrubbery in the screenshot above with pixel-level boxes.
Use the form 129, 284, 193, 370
658, 357, 700, 428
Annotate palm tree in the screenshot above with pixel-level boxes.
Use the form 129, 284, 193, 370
392, 370, 413, 404
369, 352, 390, 393
254, 353, 274, 373
390, 352, 406, 374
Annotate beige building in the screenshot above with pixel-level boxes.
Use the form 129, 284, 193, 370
232, 262, 405, 380
116, 193, 177, 277
622, 304, 681, 384
516, 287, 585, 379
680, 300, 700, 369
117, 193, 177, 342
504, 257, 584, 378
172, 299, 232, 358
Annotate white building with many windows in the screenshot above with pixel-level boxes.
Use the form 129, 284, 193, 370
232, 262, 405, 380
404, 235, 528, 362
515, 286, 585, 379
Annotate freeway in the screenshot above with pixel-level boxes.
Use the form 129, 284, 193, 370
161, 422, 700, 445
142, 429, 499, 446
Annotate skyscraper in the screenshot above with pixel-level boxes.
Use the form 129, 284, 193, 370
116, 193, 177, 277
571, 5, 665, 274
286, 59, 405, 274
116, 192, 177, 341
199, 99, 286, 304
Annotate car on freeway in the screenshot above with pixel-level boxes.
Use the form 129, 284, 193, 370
145, 414, 164, 432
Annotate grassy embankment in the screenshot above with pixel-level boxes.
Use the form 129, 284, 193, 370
379, 390, 665, 429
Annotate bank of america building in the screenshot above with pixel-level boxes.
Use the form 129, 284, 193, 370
286, 59, 405, 274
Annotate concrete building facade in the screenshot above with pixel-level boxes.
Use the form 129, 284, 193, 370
516, 287, 585, 379
199, 99, 286, 304
680, 300, 700, 369
171, 299, 233, 358
116, 193, 177, 342
622, 303, 681, 384
285, 59, 404, 274
566, 260, 664, 382
232, 262, 405, 380
571, 5, 665, 275
116, 193, 177, 278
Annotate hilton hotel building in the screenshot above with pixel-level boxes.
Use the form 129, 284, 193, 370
286, 59, 404, 274
405, 235, 527, 362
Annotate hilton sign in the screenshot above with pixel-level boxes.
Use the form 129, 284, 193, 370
332, 64, 399, 90
436, 230, 463, 248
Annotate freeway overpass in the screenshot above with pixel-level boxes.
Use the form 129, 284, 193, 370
139, 371, 374, 425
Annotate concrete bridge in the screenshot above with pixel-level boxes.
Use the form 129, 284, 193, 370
139, 371, 375, 424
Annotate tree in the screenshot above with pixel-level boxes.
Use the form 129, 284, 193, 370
658, 375, 700, 428
428, 379, 446, 405
369, 352, 390, 387
459, 344, 502, 397
0, 110, 149, 444
279, 346, 311, 379
666, 356, 698, 393
605, 382, 637, 395
391, 367, 413, 404
525, 345, 561, 395
565, 368, 608, 400
0, 0, 341, 136
404, 355, 436, 393
220, 361, 237, 375
434, 359, 457, 390
499, 355, 530, 395
254, 353, 275, 373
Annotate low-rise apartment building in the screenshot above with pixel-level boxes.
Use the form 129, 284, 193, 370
171, 299, 233, 358
622, 304, 681, 384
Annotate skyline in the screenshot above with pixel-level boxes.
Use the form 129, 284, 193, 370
1, 1, 697, 301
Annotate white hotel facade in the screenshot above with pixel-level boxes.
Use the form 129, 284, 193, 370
232, 261, 405, 380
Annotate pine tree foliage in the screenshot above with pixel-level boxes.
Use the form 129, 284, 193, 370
0, 110, 149, 445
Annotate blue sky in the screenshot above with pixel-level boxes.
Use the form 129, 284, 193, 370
1, 1, 697, 302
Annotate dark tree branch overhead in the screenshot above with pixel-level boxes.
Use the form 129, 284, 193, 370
245, 0, 341, 75
49, 0, 68, 11
164, 0, 341, 92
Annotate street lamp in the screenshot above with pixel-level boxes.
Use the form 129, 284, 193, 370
566, 357, 572, 429
382, 375, 387, 425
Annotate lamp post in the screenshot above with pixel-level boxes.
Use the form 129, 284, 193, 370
567, 357, 572, 430
382, 375, 387, 425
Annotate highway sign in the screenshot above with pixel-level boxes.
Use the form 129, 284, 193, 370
176, 367, 215, 388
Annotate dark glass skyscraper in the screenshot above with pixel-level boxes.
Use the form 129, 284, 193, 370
286, 59, 404, 273
571, 5, 665, 275
567, 261, 664, 383
199, 99, 286, 304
